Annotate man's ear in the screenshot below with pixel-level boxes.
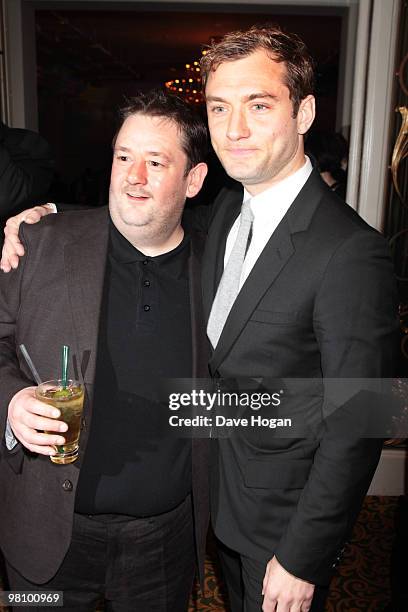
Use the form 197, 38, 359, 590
185, 163, 208, 199
297, 95, 315, 135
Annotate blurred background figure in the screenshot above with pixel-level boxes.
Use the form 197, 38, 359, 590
306, 130, 348, 199
0, 121, 55, 223
70, 166, 109, 207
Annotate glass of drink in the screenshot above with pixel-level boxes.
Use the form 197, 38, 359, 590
35, 379, 84, 464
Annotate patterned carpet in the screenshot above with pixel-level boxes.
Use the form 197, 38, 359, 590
0, 496, 403, 611
188, 496, 401, 611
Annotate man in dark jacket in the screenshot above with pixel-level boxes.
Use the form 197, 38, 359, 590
0, 121, 54, 221
0, 91, 209, 611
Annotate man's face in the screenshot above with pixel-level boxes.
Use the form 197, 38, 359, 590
205, 50, 315, 195
109, 113, 205, 250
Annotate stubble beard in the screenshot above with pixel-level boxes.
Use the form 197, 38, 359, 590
109, 192, 184, 250
221, 148, 299, 188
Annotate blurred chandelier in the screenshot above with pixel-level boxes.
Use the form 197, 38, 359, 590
165, 50, 207, 104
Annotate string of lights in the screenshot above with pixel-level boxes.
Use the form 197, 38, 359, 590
165, 50, 208, 104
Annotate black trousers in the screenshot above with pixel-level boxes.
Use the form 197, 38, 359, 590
6, 495, 195, 612
217, 539, 328, 612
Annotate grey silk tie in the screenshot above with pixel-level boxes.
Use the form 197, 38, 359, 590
207, 199, 254, 348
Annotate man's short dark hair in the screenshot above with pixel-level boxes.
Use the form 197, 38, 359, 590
200, 24, 315, 116
116, 90, 208, 174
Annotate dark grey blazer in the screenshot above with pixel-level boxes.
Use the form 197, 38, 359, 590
0, 206, 210, 585
201, 170, 399, 585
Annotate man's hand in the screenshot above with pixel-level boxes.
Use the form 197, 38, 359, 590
8, 386, 68, 455
0, 204, 54, 273
262, 556, 315, 612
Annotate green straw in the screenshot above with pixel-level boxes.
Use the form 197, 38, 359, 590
61, 345, 69, 389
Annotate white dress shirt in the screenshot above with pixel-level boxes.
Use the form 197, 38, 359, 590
224, 157, 313, 289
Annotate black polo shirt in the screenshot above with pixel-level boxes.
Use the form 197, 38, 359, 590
75, 221, 192, 517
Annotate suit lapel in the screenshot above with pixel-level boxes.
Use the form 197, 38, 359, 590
64, 208, 109, 385
202, 187, 243, 322
207, 170, 325, 375
209, 218, 294, 374
187, 230, 211, 588
189, 230, 211, 380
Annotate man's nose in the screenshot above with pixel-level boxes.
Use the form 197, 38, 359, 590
226, 108, 250, 140
127, 160, 147, 184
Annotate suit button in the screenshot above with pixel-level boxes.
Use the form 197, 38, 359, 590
62, 479, 73, 492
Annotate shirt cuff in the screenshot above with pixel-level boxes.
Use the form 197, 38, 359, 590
5, 418, 18, 450
44, 203, 57, 213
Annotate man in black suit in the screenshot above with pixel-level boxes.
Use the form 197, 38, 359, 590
0, 91, 209, 610
198, 25, 398, 612
0, 121, 54, 220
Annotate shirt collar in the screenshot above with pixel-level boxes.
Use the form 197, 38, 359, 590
109, 220, 190, 279
243, 156, 313, 219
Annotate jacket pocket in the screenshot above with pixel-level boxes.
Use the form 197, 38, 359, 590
244, 458, 312, 489
250, 310, 298, 325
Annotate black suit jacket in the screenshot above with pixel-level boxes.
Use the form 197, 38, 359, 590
0, 207, 209, 584
0, 122, 54, 220
201, 170, 399, 585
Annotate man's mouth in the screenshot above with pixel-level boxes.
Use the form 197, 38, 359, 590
126, 192, 150, 201
224, 148, 257, 157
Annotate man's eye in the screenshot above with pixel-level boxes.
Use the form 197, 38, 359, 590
210, 106, 226, 114
252, 103, 268, 111
117, 155, 129, 162
148, 160, 163, 168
